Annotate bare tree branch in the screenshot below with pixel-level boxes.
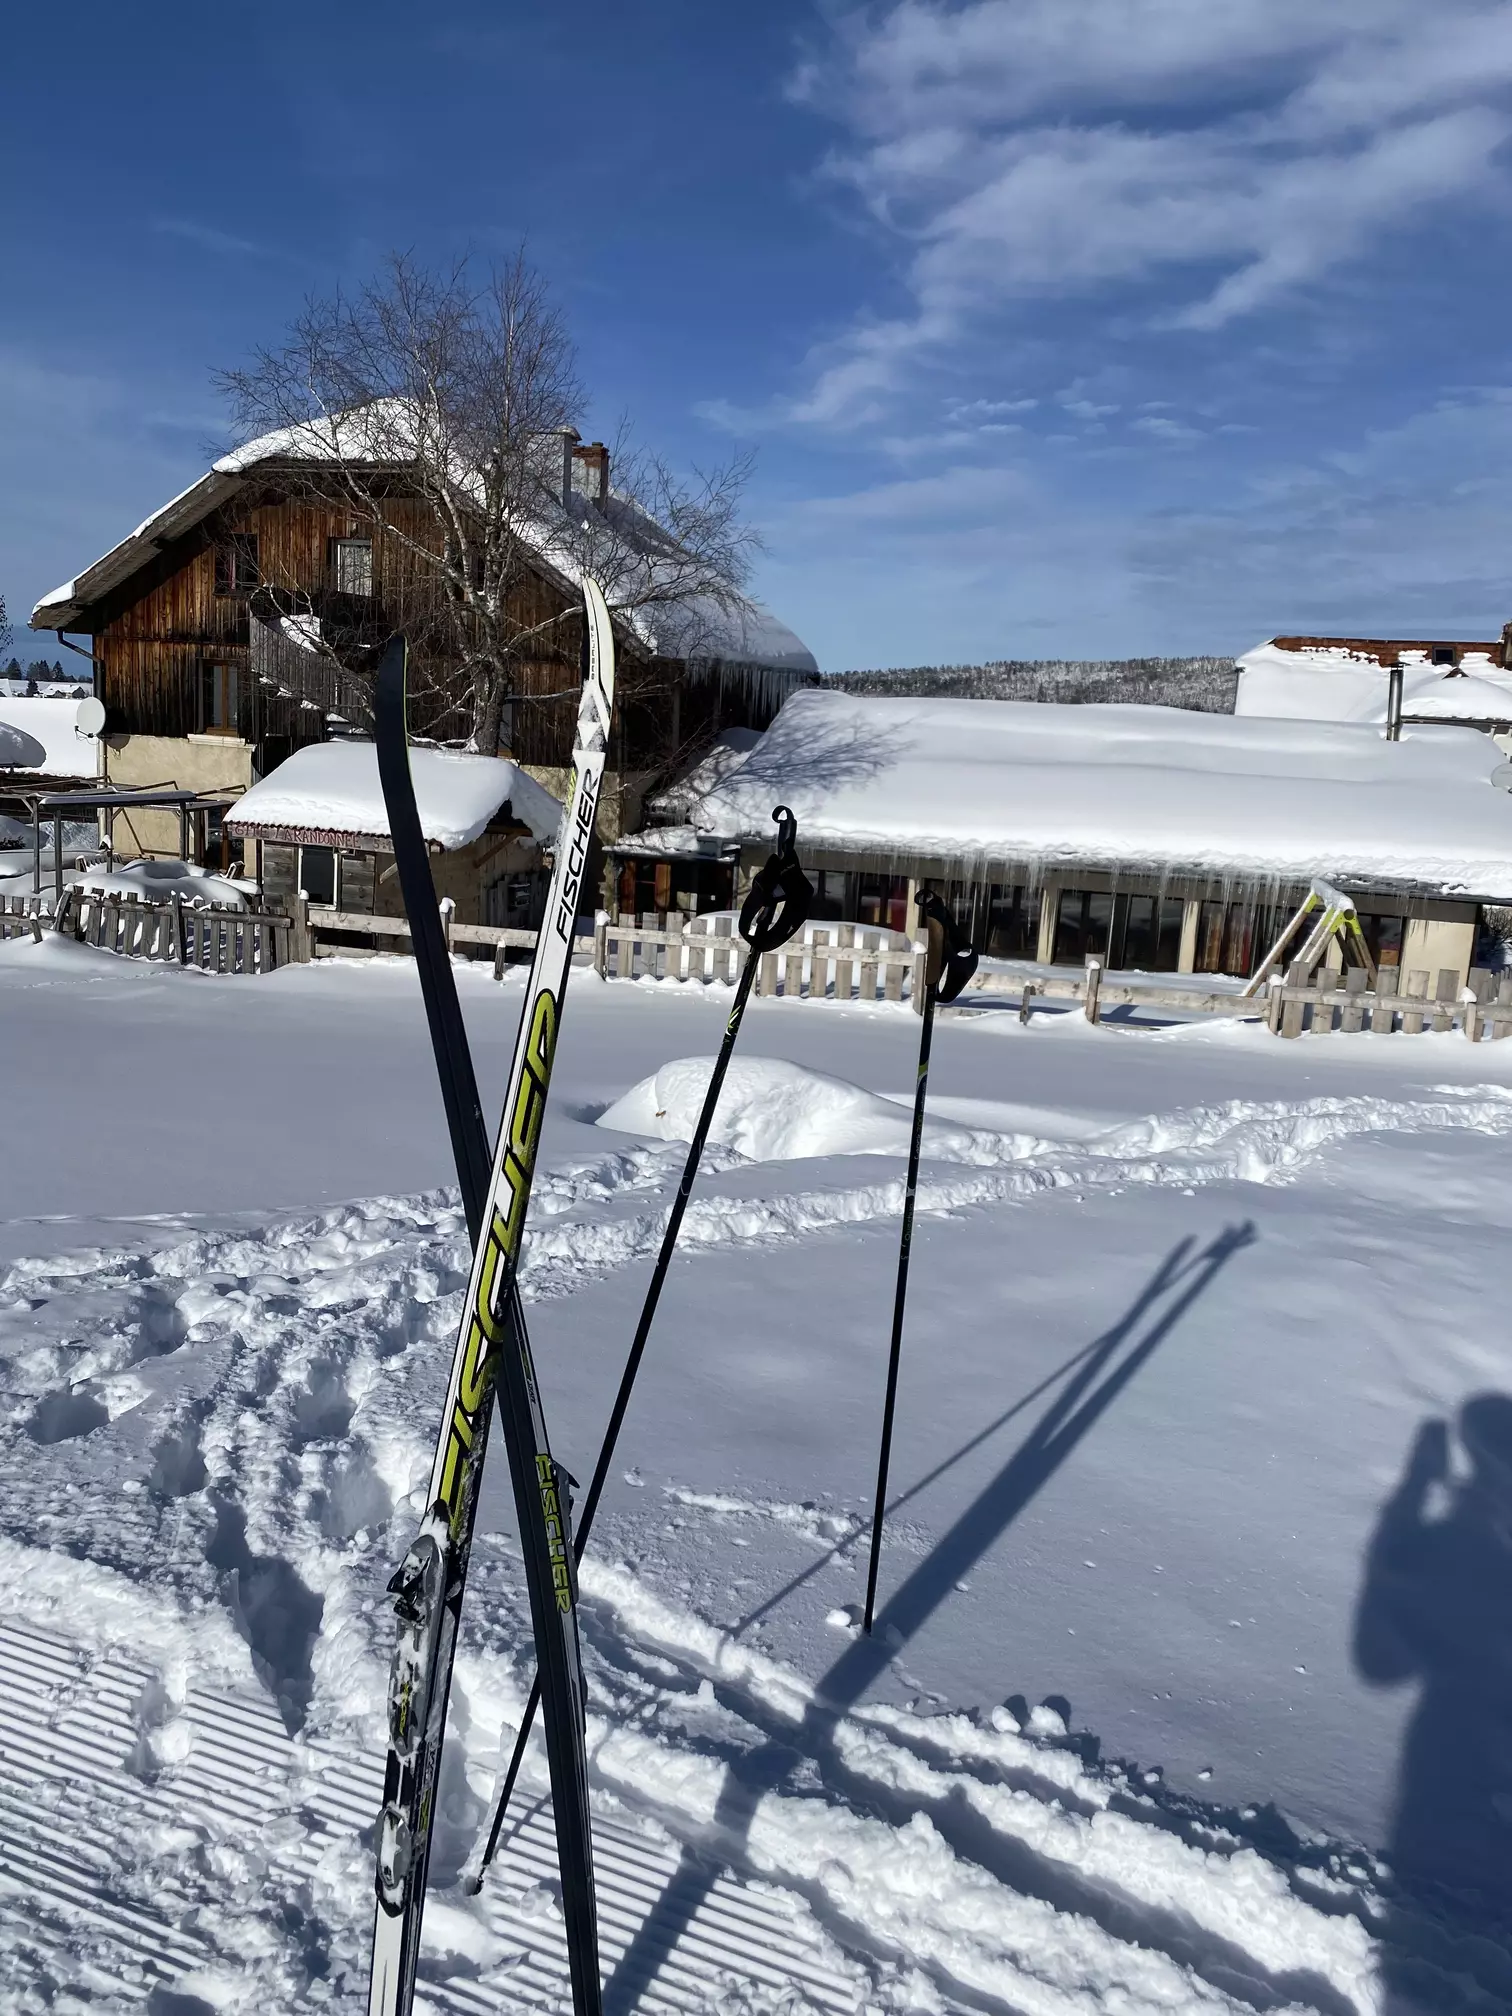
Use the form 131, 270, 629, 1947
215, 250, 757, 750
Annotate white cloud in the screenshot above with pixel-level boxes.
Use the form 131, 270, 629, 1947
785, 0, 1512, 423
748, 386, 1512, 667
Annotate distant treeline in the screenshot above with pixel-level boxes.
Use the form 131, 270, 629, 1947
828, 656, 1239, 712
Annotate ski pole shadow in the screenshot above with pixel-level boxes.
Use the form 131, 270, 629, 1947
735, 1331, 1112, 1637
1355, 1396, 1512, 2013
604, 1220, 1256, 2013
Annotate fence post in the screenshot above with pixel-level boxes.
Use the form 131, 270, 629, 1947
439, 896, 454, 957
910, 941, 927, 1014
593, 912, 608, 979
1432, 968, 1458, 1035
1280, 959, 1309, 1038
1084, 954, 1104, 1025
290, 895, 311, 965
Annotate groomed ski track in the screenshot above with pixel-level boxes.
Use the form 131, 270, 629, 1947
0, 1614, 856, 2013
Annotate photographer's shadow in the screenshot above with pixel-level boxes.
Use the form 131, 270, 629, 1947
1355, 1397, 1512, 2011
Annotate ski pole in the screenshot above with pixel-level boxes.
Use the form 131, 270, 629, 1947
473, 806, 812, 1886
862, 889, 977, 1636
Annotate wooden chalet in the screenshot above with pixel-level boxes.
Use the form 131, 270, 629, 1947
29, 425, 817, 882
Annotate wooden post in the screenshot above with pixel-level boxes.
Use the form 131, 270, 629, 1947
289, 894, 311, 965
910, 941, 927, 1014
1341, 966, 1369, 1034
1369, 966, 1399, 1033
592, 914, 608, 978
1432, 967, 1458, 1034
811, 927, 831, 1002
1495, 973, 1512, 1039
1084, 954, 1104, 1024
1019, 981, 1039, 1025
835, 924, 855, 1006
883, 951, 902, 1003
1281, 958, 1310, 1039
859, 932, 880, 1003
759, 949, 778, 996
786, 941, 805, 999
1312, 969, 1335, 1034
1402, 968, 1430, 1036
1265, 971, 1285, 1035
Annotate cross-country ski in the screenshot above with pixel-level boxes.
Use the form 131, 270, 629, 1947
10, 71, 1512, 2016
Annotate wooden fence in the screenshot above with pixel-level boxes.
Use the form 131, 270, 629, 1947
302, 903, 538, 975
594, 913, 924, 1006
55, 885, 289, 975
964, 954, 1512, 1039
0, 894, 46, 942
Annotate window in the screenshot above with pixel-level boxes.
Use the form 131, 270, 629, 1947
808, 871, 848, 922
856, 873, 910, 933
1109, 894, 1185, 972
299, 845, 335, 904
213, 533, 259, 597
331, 537, 374, 597
200, 662, 241, 735
1432, 646, 1457, 667
983, 884, 1036, 959
1053, 888, 1114, 965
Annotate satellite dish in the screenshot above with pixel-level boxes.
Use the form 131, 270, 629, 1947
76, 696, 106, 736
1493, 763, 1512, 794
0, 721, 47, 768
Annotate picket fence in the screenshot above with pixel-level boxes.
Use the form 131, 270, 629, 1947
593, 913, 925, 1007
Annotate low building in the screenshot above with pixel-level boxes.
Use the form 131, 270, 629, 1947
1236, 634, 1512, 740
226, 740, 560, 929
633, 688, 1512, 985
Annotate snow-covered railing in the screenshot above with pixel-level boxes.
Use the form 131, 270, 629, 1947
56, 885, 288, 974
594, 913, 924, 1006
303, 902, 537, 976
964, 955, 1512, 1039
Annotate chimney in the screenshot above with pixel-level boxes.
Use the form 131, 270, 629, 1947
572, 440, 610, 507
1386, 661, 1403, 742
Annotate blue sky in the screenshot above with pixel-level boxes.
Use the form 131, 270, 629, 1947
5, 0, 1512, 671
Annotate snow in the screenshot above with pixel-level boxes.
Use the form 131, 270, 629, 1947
227, 739, 562, 850
1236, 641, 1512, 725
6, 938, 1512, 2008
71, 859, 249, 909
0, 695, 103, 778
600, 1055, 1020, 1162
694, 686, 1512, 898
646, 726, 762, 822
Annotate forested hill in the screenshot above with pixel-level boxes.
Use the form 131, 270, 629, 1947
828, 656, 1238, 711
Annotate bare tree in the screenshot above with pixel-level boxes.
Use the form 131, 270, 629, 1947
217, 251, 757, 750
0, 593, 11, 663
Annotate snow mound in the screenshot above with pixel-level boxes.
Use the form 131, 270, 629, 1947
598, 1055, 1024, 1164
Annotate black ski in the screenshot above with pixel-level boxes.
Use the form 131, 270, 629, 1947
862, 889, 976, 1634
472, 807, 812, 1884
368, 584, 614, 2016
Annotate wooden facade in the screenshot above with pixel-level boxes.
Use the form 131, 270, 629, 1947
67, 472, 810, 861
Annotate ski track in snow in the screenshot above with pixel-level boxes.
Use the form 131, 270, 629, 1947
6, 1088, 1512, 2010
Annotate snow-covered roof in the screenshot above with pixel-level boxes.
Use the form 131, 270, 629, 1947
1236, 641, 1512, 726
0, 697, 104, 780
225, 741, 560, 851
29, 412, 817, 676
646, 728, 763, 825
690, 689, 1512, 902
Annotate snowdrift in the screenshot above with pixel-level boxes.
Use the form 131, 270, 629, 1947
598, 1055, 1025, 1164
